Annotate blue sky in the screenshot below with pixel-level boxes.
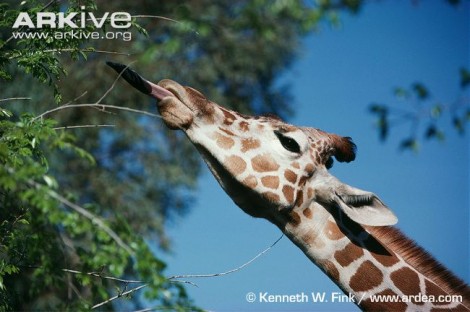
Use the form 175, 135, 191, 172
162, 2, 469, 311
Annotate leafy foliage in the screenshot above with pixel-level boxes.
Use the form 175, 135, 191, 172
369, 67, 470, 151
0, 110, 199, 310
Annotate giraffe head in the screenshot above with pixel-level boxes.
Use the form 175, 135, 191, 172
107, 62, 398, 227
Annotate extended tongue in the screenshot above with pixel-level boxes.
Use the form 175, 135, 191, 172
106, 61, 173, 100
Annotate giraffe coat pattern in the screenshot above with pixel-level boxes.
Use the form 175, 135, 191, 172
109, 63, 470, 312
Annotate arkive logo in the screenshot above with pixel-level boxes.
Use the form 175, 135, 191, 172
12, 6, 131, 29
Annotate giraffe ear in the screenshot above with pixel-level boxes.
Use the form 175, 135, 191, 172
329, 135, 356, 163
333, 186, 398, 226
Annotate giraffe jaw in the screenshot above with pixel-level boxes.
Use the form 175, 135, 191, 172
193, 141, 282, 219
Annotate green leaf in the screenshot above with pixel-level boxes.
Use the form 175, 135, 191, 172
460, 67, 470, 89
400, 138, 419, 152
393, 87, 410, 99
412, 82, 429, 100
453, 116, 465, 134
430, 104, 442, 119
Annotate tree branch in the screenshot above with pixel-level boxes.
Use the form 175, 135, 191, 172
53, 124, 115, 130
78, 235, 283, 309
91, 284, 148, 310
0, 97, 31, 102
168, 234, 284, 280
34, 103, 162, 121
96, 61, 136, 104
62, 268, 144, 283
44, 188, 135, 256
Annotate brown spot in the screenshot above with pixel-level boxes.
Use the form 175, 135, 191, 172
243, 175, 258, 188
222, 109, 236, 125
284, 169, 297, 184
334, 243, 364, 267
301, 230, 322, 246
307, 187, 314, 198
302, 207, 312, 219
215, 133, 235, 149
219, 127, 235, 136
424, 279, 448, 298
241, 138, 261, 152
319, 260, 340, 281
239, 121, 250, 132
294, 190, 304, 207
292, 162, 300, 169
279, 125, 297, 132
360, 289, 407, 311
349, 260, 383, 291
289, 211, 301, 226
324, 220, 345, 240
263, 191, 280, 203
251, 154, 280, 172
282, 185, 294, 203
366, 235, 400, 267
390, 267, 421, 297
202, 113, 216, 125
298, 175, 309, 188
305, 163, 314, 174
261, 176, 279, 189
224, 155, 246, 176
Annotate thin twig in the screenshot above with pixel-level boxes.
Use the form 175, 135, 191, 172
42, 48, 131, 56
4, 165, 134, 256
132, 15, 183, 24
96, 61, 136, 104
168, 234, 284, 280
91, 284, 147, 309
0, 97, 31, 102
64, 91, 88, 105
62, 268, 144, 283
44, 188, 134, 256
33, 103, 161, 121
53, 124, 115, 130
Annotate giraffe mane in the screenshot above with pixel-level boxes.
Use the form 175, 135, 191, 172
367, 225, 470, 305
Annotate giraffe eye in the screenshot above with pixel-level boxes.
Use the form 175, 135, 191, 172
274, 130, 301, 154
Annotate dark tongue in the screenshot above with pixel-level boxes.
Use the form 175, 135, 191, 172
106, 61, 173, 100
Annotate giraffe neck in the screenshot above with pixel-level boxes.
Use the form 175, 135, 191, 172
109, 70, 470, 312
272, 201, 470, 311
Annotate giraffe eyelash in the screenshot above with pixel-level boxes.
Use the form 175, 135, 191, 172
274, 130, 301, 154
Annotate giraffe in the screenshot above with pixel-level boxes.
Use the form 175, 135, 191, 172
107, 62, 470, 311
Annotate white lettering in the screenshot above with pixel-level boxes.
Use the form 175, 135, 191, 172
37, 12, 56, 28
12, 12, 35, 28
258, 292, 308, 303
310, 291, 327, 302
88, 12, 109, 28
12, 11, 132, 29
110, 12, 132, 28
57, 12, 78, 28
